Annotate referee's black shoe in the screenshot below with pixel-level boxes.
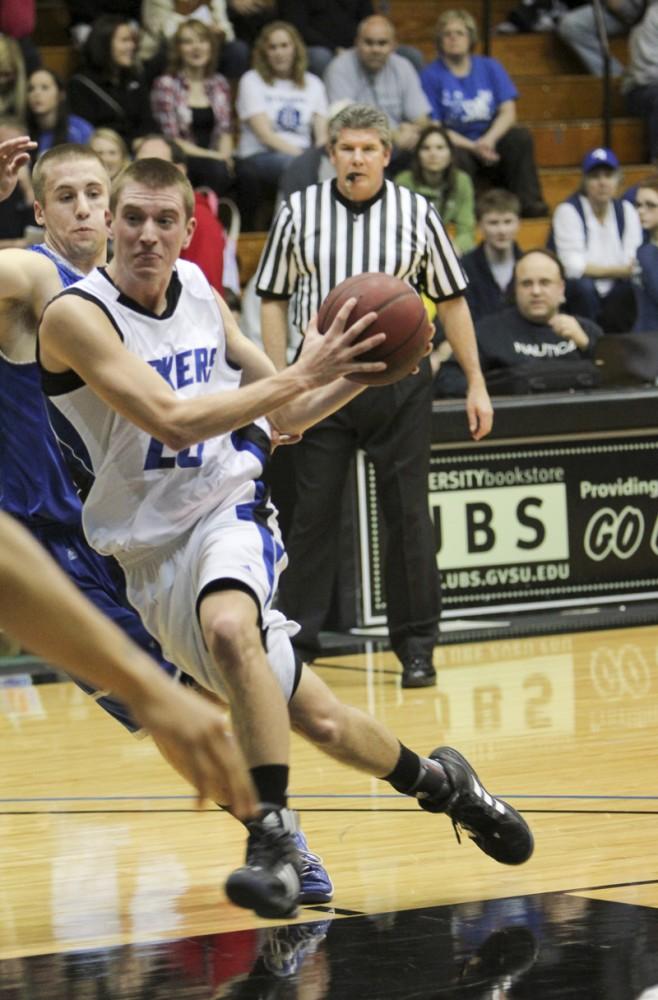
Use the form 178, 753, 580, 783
401, 656, 436, 688
418, 747, 534, 865
225, 806, 301, 918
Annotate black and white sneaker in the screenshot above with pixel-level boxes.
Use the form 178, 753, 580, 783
418, 747, 534, 865
225, 806, 302, 918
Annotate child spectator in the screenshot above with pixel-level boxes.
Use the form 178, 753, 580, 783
462, 188, 522, 321
89, 127, 130, 179
395, 123, 476, 254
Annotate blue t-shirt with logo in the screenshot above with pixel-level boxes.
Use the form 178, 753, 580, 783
421, 55, 518, 141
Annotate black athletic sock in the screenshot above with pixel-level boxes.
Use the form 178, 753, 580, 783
250, 764, 289, 811
385, 743, 451, 805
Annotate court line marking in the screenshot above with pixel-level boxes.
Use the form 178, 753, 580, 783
2, 792, 658, 803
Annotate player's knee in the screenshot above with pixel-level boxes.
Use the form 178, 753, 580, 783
203, 610, 260, 668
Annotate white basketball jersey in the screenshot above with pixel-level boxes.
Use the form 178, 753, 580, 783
43, 261, 271, 561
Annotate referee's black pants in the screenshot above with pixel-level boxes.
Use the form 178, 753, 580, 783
278, 360, 441, 665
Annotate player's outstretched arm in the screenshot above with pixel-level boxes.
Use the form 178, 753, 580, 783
39, 293, 386, 450
0, 512, 257, 818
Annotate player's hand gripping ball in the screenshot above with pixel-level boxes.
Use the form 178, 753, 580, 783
316, 273, 432, 386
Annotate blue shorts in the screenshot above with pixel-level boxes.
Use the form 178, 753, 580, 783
29, 521, 181, 733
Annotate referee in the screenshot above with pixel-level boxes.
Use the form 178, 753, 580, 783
257, 103, 492, 688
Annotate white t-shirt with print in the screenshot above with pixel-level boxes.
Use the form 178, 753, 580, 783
236, 70, 328, 158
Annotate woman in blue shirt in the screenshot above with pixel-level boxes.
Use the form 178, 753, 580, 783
420, 8, 547, 218
26, 69, 93, 156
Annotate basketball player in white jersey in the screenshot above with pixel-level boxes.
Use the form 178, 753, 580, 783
0, 511, 256, 817
39, 157, 533, 921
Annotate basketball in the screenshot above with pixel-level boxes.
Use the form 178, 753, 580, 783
316, 273, 431, 386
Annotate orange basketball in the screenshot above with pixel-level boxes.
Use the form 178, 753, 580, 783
316, 273, 431, 386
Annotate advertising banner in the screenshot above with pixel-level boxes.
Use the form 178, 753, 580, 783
356, 435, 658, 622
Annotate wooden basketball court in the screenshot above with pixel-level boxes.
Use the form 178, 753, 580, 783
1, 625, 656, 997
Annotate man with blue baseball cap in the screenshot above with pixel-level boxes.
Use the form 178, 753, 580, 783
549, 146, 643, 332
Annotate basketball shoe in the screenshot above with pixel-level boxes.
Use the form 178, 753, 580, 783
417, 746, 534, 865
225, 806, 302, 918
294, 830, 334, 904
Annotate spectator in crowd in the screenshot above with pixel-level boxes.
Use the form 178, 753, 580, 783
68, 15, 158, 145
623, 1, 658, 164
0, 34, 26, 121
277, 1, 423, 78
324, 15, 431, 173
150, 17, 259, 223
557, 0, 646, 78
463, 188, 523, 321
476, 249, 603, 375
141, 0, 252, 79
135, 132, 226, 293
395, 123, 476, 254
550, 146, 643, 331
89, 126, 130, 179
632, 176, 658, 330
420, 9, 547, 218
236, 21, 328, 208
434, 189, 522, 396
26, 69, 93, 156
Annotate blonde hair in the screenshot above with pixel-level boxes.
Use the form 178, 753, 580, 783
32, 143, 108, 205
169, 19, 219, 78
435, 9, 479, 53
252, 21, 307, 87
110, 157, 195, 220
0, 36, 27, 120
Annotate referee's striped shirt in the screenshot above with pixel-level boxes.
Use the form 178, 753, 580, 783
256, 178, 468, 334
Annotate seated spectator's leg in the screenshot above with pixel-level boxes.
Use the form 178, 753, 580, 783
556, 5, 626, 76
219, 39, 251, 80
496, 127, 547, 217
625, 84, 658, 163
395, 44, 424, 73
564, 276, 602, 322
187, 156, 233, 198
233, 158, 262, 231
452, 147, 480, 181
307, 45, 334, 78
241, 151, 295, 188
599, 279, 637, 333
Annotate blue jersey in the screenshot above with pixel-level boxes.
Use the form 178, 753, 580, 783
0, 245, 83, 526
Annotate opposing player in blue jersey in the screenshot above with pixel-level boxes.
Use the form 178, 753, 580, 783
0, 136, 333, 905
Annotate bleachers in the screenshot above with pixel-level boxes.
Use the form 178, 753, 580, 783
33, 0, 649, 287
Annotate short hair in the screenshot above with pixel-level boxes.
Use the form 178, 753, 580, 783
135, 133, 187, 167
32, 143, 109, 205
110, 157, 195, 220
90, 126, 130, 159
435, 10, 478, 52
252, 21, 307, 88
168, 19, 220, 77
356, 15, 397, 43
328, 103, 392, 149
515, 248, 566, 282
476, 187, 521, 219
